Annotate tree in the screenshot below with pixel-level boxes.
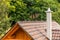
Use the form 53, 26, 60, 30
9, 0, 60, 22
0, 0, 11, 38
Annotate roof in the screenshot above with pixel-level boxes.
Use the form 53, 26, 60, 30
17, 21, 60, 40
52, 30, 60, 40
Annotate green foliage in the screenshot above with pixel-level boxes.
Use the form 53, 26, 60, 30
9, 0, 60, 23
0, 0, 11, 38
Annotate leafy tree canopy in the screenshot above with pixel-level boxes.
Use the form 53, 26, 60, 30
9, 0, 60, 24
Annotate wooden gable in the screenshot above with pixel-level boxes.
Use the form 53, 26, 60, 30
1, 23, 33, 40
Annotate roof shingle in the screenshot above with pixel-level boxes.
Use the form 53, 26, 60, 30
17, 21, 60, 40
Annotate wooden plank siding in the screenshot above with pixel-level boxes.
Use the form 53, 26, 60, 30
2, 23, 33, 40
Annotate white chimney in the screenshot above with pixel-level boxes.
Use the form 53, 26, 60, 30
46, 8, 53, 40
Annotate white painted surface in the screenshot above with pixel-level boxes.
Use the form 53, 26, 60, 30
46, 8, 53, 40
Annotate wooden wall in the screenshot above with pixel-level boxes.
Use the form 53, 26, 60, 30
2, 23, 32, 40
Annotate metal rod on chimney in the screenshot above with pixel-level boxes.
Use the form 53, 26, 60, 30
46, 8, 53, 40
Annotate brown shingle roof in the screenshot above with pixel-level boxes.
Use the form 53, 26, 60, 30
17, 21, 60, 40
52, 30, 60, 40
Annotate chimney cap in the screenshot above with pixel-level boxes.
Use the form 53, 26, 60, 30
46, 8, 53, 13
